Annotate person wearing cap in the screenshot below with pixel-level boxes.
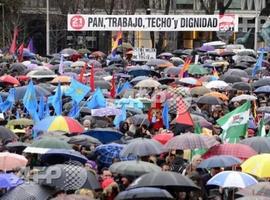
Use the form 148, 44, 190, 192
101, 178, 119, 200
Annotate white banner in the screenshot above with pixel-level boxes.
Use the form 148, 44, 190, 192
68, 14, 238, 32
132, 48, 156, 61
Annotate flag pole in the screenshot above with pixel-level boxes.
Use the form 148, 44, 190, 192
46, 0, 50, 55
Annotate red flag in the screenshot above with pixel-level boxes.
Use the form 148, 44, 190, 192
175, 98, 193, 126
179, 57, 192, 78
17, 43, 24, 62
110, 74, 116, 98
79, 63, 87, 83
9, 27, 18, 54
90, 64, 95, 92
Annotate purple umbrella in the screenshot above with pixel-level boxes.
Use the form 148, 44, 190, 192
0, 173, 23, 189
91, 107, 122, 117
198, 45, 215, 52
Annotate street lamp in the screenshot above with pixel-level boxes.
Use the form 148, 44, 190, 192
0, 3, 4, 47
46, 0, 50, 55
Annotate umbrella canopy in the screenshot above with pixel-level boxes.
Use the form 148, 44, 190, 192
68, 135, 101, 146
120, 138, 166, 157
0, 152, 28, 171
13, 85, 51, 100
91, 51, 106, 57
165, 133, 219, 150
1, 182, 55, 200
115, 187, 174, 200
222, 75, 243, 83
5, 142, 29, 153
197, 155, 242, 169
135, 79, 161, 88
202, 144, 257, 160
241, 154, 270, 178
91, 107, 122, 117
0, 75, 20, 85
36, 164, 100, 191
60, 48, 78, 55
232, 82, 252, 91
254, 85, 270, 94
27, 69, 57, 79
188, 64, 208, 75
205, 80, 229, 89
128, 171, 200, 192
196, 95, 223, 105
252, 78, 270, 88
7, 118, 34, 127
84, 128, 123, 144
109, 160, 161, 177
231, 94, 257, 102
207, 171, 258, 188
190, 86, 211, 96
0, 126, 18, 143
128, 114, 150, 126
178, 77, 202, 86
237, 182, 270, 197
51, 76, 71, 84
152, 132, 174, 145
146, 59, 173, 68
77, 48, 91, 55
205, 92, 229, 101
33, 116, 84, 134
239, 137, 270, 153
164, 66, 181, 76
29, 137, 72, 149
0, 173, 23, 189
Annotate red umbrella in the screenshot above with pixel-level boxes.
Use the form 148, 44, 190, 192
0, 75, 20, 85
202, 143, 257, 160
153, 132, 174, 145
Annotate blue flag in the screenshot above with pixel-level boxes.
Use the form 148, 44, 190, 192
162, 101, 170, 130
65, 78, 90, 103
87, 88, 106, 109
23, 80, 39, 122
252, 51, 264, 77
27, 37, 36, 53
38, 95, 45, 119
48, 83, 62, 115
117, 82, 132, 95
0, 88, 16, 112
44, 101, 50, 117
68, 100, 80, 118
113, 105, 126, 128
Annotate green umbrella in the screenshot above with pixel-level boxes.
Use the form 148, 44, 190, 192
188, 64, 208, 75
30, 138, 72, 149
7, 118, 34, 127
109, 160, 161, 177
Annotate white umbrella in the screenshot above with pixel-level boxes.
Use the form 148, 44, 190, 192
71, 61, 85, 68
205, 80, 229, 89
135, 79, 161, 88
203, 41, 226, 47
230, 94, 257, 102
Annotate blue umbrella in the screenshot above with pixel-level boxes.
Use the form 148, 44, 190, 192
207, 171, 258, 188
0, 173, 23, 189
40, 149, 88, 164
254, 85, 270, 94
197, 155, 242, 169
116, 98, 144, 110
84, 128, 123, 144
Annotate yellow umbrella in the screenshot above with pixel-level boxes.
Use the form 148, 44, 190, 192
51, 76, 71, 84
241, 154, 270, 178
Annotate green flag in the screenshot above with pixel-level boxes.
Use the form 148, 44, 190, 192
192, 122, 206, 157
217, 101, 251, 143
258, 118, 266, 137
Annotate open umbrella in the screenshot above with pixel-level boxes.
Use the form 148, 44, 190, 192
252, 78, 270, 88
207, 171, 258, 188
91, 51, 106, 57
51, 76, 71, 84
165, 133, 219, 150
27, 69, 57, 79
237, 182, 270, 198
7, 118, 34, 127
0, 127, 18, 143
128, 114, 150, 126
68, 135, 101, 146
109, 160, 161, 177
205, 80, 229, 89
84, 128, 123, 144
254, 85, 270, 94
164, 66, 181, 76
188, 64, 208, 75
197, 155, 242, 169
60, 48, 78, 55
135, 79, 161, 88
230, 94, 257, 102
120, 138, 166, 157
202, 144, 257, 160
0, 152, 28, 171
222, 75, 243, 83
153, 132, 174, 145
115, 187, 174, 200
241, 154, 270, 178
239, 137, 270, 153
0, 173, 23, 189
196, 95, 223, 105
5, 142, 29, 153
29, 137, 72, 150
13, 85, 51, 100
205, 92, 229, 101
91, 107, 122, 117
232, 82, 252, 91
190, 86, 211, 96
146, 59, 173, 68
128, 171, 200, 192
178, 77, 202, 86
0, 75, 20, 85
1, 182, 55, 200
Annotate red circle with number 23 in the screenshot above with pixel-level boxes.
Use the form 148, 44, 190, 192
70, 15, 85, 30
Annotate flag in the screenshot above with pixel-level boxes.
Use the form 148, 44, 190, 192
90, 64, 95, 92
38, 95, 45, 119
179, 57, 192, 78
117, 82, 132, 95
162, 101, 169, 130
258, 118, 266, 137
27, 37, 36, 53
110, 75, 116, 98
58, 54, 64, 75
192, 122, 206, 156
213, 67, 219, 78
44, 101, 50, 117
17, 43, 24, 62
175, 98, 193, 126
0, 88, 16, 112
65, 78, 90, 104
23, 80, 39, 122
79, 62, 87, 83
87, 88, 106, 109
48, 83, 62, 115
9, 27, 18, 54
111, 31, 122, 56
194, 122, 202, 134
68, 100, 80, 118
113, 105, 126, 128
252, 51, 264, 77
217, 101, 251, 143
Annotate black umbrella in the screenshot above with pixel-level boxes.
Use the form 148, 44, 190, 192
239, 137, 270, 153
94, 80, 111, 90
252, 78, 270, 88
13, 85, 51, 100
222, 75, 243, 83
36, 164, 100, 191
9, 63, 27, 75
68, 135, 102, 146
224, 69, 249, 78
115, 187, 174, 200
197, 96, 223, 105
1, 182, 55, 200
0, 126, 18, 143
5, 142, 28, 153
232, 82, 252, 91
233, 62, 250, 70
128, 171, 200, 192
158, 77, 175, 84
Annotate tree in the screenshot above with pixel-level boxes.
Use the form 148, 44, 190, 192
199, 0, 233, 15
143, 0, 155, 48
